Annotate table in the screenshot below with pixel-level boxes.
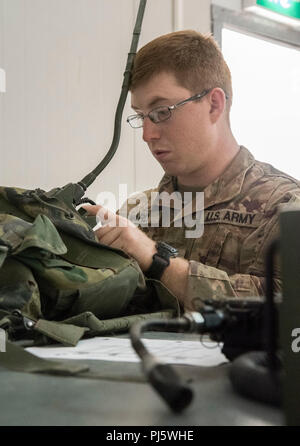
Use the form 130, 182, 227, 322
0, 332, 283, 426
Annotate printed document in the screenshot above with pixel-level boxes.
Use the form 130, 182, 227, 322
27, 337, 227, 367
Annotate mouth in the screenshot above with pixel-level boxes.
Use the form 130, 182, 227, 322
153, 150, 171, 161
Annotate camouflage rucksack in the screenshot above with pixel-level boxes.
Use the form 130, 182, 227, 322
0, 186, 179, 347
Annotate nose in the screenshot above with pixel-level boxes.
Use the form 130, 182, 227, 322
142, 117, 161, 143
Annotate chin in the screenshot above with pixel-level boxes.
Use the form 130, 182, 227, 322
165, 169, 183, 179
163, 168, 176, 177
161, 164, 177, 175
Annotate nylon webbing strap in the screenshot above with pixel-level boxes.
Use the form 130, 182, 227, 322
0, 339, 149, 383
0, 310, 176, 379
0, 312, 86, 347
0, 340, 89, 375
34, 319, 87, 346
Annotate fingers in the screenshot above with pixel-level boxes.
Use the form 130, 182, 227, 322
82, 204, 117, 226
96, 226, 122, 246
82, 205, 136, 252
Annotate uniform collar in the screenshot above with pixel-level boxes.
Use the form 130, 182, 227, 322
157, 146, 256, 209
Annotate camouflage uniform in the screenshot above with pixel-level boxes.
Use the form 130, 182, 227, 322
121, 146, 300, 311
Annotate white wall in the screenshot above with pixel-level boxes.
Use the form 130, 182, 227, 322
212, 0, 242, 11
0, 0, 211, 205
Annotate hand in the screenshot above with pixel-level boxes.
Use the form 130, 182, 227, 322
82, 205, 157, 271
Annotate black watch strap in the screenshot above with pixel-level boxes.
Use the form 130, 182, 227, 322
145, 242, 178, 280
145, 253, 170, 280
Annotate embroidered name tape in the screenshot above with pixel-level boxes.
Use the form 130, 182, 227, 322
204, 209, 262, 228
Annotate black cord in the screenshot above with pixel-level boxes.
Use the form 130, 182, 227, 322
130, 318, 193, 412
75, 198, 96, 206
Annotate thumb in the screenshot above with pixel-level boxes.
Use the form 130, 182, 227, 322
94, 205, 117, 227
80, 204, 101, 216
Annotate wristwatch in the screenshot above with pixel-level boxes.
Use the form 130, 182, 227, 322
145, 241, 178, 280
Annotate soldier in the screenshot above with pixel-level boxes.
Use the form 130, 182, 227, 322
85, 30, 300, 311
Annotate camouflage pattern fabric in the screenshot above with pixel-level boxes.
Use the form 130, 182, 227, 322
120, 146, 300, 311
0, 187, 179, 345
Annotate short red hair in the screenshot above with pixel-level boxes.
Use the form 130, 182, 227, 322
130, 30, 233, 112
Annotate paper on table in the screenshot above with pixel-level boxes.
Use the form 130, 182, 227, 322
26, 337, 227, 367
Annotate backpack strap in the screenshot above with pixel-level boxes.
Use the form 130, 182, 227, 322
0, 310, 176, 378
1, 339, 89, 375
0, 310, 86, 346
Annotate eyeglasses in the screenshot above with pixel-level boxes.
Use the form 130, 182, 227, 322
127, 89, 212, 129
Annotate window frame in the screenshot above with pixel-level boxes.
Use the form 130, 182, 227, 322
211, 4, 300, 51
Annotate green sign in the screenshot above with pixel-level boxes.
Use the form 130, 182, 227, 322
256, 0, 300, 20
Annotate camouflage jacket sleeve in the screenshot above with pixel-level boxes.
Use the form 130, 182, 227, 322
185, 261, 271, 311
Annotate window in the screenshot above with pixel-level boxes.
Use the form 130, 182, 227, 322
212, 5, 300, 179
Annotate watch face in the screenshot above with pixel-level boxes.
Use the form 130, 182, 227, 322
157, 241, 178, 258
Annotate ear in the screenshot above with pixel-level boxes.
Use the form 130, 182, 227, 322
208, 88, 226, 124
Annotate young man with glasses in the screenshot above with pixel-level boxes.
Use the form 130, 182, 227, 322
85, 30, 300, 312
